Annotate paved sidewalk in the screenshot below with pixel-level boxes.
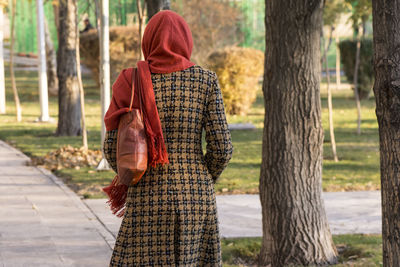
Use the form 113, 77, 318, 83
0, 139, 382, 266
0, 141, 113, 267
86, 191, 381, 239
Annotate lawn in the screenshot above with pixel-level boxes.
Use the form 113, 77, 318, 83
221, 234, 382, 266
0, 69, 380, 198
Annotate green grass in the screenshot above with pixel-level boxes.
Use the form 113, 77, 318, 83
0, 70, 380, 197
221, 234, 382, 266
215, 85, 379, 193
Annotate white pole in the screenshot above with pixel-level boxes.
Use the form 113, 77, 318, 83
36, 0, 49, 121
0, 4, 5, 114
97, 0, 110, 170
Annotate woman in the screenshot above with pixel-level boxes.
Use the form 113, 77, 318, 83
103, 10, 233, 266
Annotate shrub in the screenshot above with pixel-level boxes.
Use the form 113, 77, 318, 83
207, 47, 264, 115
338, 39, 373, 99
79, 26, 141, 87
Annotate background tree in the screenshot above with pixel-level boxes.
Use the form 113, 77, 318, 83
322, 0, 346, 162
137, 0, 146, 60
75, 1, 87, 149
56, 0, 82, 136
44, 19, 58, 96
259, 0, 338, 266
345, 0, 372, 134
323, 0, 347, 88
145, 0, 170, 19
372, 0, 400, 265
9, 0, 21, 122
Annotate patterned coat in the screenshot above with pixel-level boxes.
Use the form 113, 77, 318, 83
103, 65, 233, 266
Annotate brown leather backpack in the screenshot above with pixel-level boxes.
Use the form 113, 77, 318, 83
116, 70, 148, 186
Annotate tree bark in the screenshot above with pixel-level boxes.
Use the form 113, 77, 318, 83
259, 1, 338, 266
44, 20, 58, 96
56, 0, 81, 136
145, 0, 170, 19
10, 0, 21, 122
372, 1, 400, 266
353, 26, 362, 135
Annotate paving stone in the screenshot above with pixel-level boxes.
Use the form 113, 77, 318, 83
85, 191, 382, 239
0, 141, 113, 266
0, 138, 383, 266
228, 123, 256, 130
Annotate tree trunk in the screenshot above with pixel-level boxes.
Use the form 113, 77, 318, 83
94, 0, 100, 31
259, 1, 338, 266
323, 26, 338, 162
44, 20, 58, 96
353, 26, 362, 135
372, 1, 400, 266
145, 0, 170, 19
56, 0, 81, 136
75, 1, 87, 149
137, 0, 146, 60
10, 0, 21, 122
52, 1, 60, 41
335, 32, 341, 90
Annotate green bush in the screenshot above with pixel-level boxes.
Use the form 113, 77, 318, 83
339, 39, 373, 99
207, 47, 264, 115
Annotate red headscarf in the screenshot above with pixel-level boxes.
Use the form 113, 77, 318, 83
104, 10, 195, 168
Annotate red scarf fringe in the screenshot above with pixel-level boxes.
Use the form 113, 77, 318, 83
102, 175, 128, 218
147, 134, 169, 167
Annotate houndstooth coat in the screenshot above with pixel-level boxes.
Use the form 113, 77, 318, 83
103, 65, 233, 266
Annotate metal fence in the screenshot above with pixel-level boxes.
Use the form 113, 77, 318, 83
10, 0, 265, 53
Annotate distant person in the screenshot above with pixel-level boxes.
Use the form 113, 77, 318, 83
102, 10, 233, 266
80, 18, 93, 34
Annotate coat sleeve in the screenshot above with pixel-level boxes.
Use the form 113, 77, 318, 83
203, 73, 233, 183
103, 129, 118, 174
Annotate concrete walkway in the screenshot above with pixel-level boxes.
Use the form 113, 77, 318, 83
0, 139, 382, 266
0, 141, 113, 266
85, 191, 381, 239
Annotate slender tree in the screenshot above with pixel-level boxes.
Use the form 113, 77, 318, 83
9, 0, 21, 122
137, 0, 146, 60
44, 20, 58, 96
322, 0, 346, 162
335, 31, 341, 90
323, 0, 347, 91
75, 2, 87, 149
56, 0, 82, 136
345, 0, 372, 134
372, 0, 400, 265
52, 0, 60, 40
322, 28, 339, 162
353, 25, 362, 134
259, 1, 338, 266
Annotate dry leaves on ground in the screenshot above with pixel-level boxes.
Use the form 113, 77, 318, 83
31, 145, 102, 171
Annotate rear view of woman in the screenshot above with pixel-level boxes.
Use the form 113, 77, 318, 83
103, 10, 233, 266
